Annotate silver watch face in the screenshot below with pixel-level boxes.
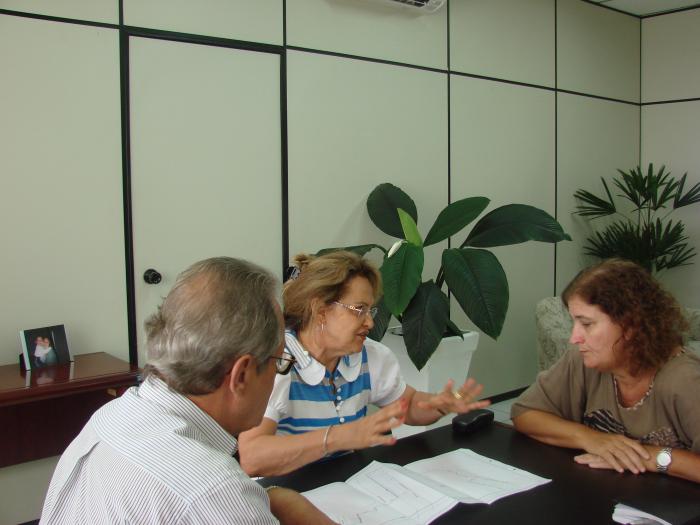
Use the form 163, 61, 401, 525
657, 450, 672, 467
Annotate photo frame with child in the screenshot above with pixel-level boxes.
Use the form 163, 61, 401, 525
19, 324, 72, 370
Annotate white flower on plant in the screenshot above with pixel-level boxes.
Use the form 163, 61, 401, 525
388, 240, 405, 258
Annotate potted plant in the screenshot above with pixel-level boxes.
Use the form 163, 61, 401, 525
574, 163, 700, 273
319, 182, 571, 371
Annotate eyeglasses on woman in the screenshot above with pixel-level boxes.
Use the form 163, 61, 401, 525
332, 301, 378, 319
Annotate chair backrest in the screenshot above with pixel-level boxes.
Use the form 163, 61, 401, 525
535, 297, 573, 371
684, 307, 700, 355
535, 298, 700, 371
685, 307, 700, 340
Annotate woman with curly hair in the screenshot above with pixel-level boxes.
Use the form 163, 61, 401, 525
512, 259, 700, 483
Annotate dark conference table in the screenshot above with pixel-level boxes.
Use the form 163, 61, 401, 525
260, 421, 700, 525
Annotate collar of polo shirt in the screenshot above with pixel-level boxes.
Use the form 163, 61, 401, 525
284, 331, 363, 385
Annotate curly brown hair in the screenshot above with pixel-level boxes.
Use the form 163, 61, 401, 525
283, 251, 381, 332
561, 259, 687, 376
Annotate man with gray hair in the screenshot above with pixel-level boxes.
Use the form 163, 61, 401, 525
40, 257, 333, 524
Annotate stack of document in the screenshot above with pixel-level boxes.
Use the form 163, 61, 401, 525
613, 503, 672, 525
303, 448, 550, 525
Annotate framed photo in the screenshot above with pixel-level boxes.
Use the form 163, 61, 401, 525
20, 324, 72, 370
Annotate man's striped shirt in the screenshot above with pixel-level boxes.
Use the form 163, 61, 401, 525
40, 376, 278, 524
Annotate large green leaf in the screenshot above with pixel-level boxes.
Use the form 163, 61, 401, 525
368, 296, 393, 341
315, 244, 387, 257
464, 204, 571, 248
380, 242, 424, 317
398, 209, 422, 246
401, 281, 450, 371
442, 248, 508, 339
424, 197, 490, 247
367, 183, 418, 238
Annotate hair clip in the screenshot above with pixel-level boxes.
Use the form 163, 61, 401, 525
284, 265, 301, 282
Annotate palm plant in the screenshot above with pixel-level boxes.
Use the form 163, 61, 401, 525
319, 183, 571, 370
574, 164, 700, 273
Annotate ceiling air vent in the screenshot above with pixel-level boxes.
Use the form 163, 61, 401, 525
376, 0, 446, 13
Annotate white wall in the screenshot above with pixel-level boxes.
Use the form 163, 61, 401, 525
555, 0, 641, 292
556, 95, 640, 292
641, 8, 700, 309
557, 0, 639, 102
0, 0, 651, 522
0, 15, 129, 367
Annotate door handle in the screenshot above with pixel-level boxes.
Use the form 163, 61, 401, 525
143, 268, 162, 285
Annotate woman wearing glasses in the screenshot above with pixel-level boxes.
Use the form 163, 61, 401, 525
238, 250, 489, 477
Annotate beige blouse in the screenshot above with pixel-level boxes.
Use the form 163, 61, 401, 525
511, 348, 700, 453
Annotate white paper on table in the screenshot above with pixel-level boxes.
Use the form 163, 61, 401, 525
301, 449, 550, 524
346, 461, 459, 524
379, 463, 482, 504
303, 461, 458, 525
404, 449, 551, 504
303, 481, 421, 525
612, 503, 672, 525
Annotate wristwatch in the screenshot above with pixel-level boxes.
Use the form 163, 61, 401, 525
656, 447, 673, 473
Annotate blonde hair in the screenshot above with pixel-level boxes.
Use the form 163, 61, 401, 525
283, 251, 381, 331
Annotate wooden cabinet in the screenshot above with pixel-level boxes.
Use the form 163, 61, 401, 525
0, 353, 139, 468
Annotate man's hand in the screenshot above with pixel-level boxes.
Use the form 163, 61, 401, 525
268, 487, 338, 525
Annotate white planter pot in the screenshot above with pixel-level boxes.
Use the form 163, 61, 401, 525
381, 328, 479, 438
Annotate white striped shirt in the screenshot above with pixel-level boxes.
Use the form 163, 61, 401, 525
264, 333, 406, 436
40, 376, 279, 525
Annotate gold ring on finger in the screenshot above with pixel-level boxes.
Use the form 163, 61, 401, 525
453, 391, 463, 400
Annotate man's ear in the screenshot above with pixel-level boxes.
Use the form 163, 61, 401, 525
227, 355, 255, 395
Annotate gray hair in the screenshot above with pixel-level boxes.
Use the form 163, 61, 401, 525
143, 257, 281, 395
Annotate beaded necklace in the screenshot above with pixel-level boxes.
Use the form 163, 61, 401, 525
613, 374, 655, 411
612, 350, 684, 410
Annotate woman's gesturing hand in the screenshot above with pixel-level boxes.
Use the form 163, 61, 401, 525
579, 432, 651, 474
417, 378, 491, 416
341, 398, 407, 451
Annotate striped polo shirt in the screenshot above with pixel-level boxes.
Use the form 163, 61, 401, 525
40, 376, 278, 525
264, 332, 406, 436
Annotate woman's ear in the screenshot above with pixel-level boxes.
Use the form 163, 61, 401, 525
310, 298, 327, 326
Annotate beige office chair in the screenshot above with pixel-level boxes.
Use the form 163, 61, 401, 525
535, 297, 573, 371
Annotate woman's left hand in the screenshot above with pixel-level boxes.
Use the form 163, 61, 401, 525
574, 450, 654, 474
575, 445, 658, 474
574, 453, 619, 470
417, 378, 491, 415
